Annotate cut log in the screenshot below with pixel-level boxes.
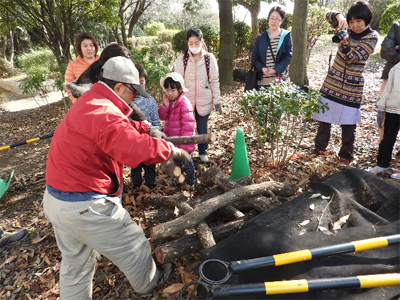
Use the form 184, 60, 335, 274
205, 166, 294, 211
146, 193, 216, 248
155, 215, 257, 264
165, 133, 216, 145
144, 208, 179, 227
160, 161, 182, 178
151, 180, 287, 241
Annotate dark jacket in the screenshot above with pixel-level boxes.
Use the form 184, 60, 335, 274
251, 29, 293, 80
381, 21, 400, 79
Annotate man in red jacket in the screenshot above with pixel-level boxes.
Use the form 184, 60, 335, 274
43, 56, 188, 299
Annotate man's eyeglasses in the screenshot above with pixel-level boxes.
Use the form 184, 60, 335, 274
269, 17, 282, 22
124, 84, 139, 97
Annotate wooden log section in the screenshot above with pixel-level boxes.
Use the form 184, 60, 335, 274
160, 161, 182, 178
151, 180, 289, 241
144, 208, 179, 227
165, 133, 216, 145
155, 216, 256, 264
205, 166, 294, 211
146, 193, 216, 248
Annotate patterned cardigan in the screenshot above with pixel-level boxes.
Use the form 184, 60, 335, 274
320, 12, 378, 108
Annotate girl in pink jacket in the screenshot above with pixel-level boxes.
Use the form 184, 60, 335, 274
159, 72, 196, 186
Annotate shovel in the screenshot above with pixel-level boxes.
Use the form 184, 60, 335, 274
0, 170, 14, 200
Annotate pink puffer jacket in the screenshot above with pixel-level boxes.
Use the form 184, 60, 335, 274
159, 93, 196, 153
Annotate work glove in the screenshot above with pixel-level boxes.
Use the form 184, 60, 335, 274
167, 142, 190, 164
377, 111, 385, 129
130, 103, 148, 121
214, 103, 222, 115
150, 128, 167, 139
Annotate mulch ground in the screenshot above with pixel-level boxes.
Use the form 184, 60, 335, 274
0, 37, 399, 299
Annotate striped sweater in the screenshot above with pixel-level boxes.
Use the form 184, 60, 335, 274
320, 12, 378, 108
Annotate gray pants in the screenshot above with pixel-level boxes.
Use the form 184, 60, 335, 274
42, 188, 159, 299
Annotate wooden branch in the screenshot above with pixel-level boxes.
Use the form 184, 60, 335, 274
147, 193, 216, 248
151, 180, 286, 241
165, 133, 216, 145
205, 166, 294, 211
155, 215, 256, 263
144, 208, 179, 227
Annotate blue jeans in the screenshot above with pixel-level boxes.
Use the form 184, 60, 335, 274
195, 111, 209, 155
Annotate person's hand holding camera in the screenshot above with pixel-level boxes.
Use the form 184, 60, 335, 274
335, 13, 348, 30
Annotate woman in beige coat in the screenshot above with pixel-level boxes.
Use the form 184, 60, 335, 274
174, 27, 222, 162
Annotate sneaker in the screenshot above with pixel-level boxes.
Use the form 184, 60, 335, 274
0, 229, 29, 253
138, 263, 174, 295
338, 157, 351, 165
310, 149, 328, 157
369, 166, 389, 174
200, 155, 209, 162
390, 173, 400, 180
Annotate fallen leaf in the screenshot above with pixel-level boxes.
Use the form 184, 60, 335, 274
332, 214, 350, 230
309, 204, 315, 210
310, 193, 321, 199
162, 283, 184, 294
298, 220, 310, 226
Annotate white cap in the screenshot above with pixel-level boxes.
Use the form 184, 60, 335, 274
101, 56, 149, 97
160, 72, 188, 92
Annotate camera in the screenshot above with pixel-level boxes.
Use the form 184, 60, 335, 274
332, 30, 349, 43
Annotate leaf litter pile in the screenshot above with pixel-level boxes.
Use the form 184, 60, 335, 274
1, 39, 399, 299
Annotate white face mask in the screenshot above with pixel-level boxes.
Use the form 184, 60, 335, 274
189, 46, 202, 54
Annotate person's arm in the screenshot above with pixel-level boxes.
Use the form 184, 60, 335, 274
274, 33, 293, 75
158, 96, 170, 121
342, 32, 378, 65
208, 53, 221, 107
174, 52, 185, 76
148, 98, 161, 130
381, 22, 400, 63
251, 35, 265, 72
65, 61, 77, 103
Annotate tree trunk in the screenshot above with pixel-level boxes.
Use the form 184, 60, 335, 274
289, 0, 309, 86
218, 0, 234, 86
250, 5, 261, 46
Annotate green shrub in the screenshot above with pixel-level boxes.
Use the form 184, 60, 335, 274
307, 5, 330, 63
234, 21, 252, 56
259, 18, 269, 34
134, 36, 159, 47
144, 22, 166, 36
131, 43, 176, 101
158, 29, 180, 44
240, 81, 325, 170
172, 30, 188, 53
16, 49, 59, 100
380, 3, 400, 33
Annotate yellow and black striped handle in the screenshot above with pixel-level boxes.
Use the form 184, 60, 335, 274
211, 273, 400, 298
0, 133, 53, 152
231, 234, 400, 273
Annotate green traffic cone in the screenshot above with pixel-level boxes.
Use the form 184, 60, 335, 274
230, 129, 251, 180
0, 170, 14, 200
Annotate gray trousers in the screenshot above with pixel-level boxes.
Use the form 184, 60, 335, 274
42, 188, 159, 299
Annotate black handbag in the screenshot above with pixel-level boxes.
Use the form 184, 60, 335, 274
244, 65, 257, 92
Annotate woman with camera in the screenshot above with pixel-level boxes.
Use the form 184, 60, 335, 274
311, 1, 378, 164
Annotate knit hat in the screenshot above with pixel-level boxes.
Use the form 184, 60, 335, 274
101, 57, 149, 97
160, 72, 188, 92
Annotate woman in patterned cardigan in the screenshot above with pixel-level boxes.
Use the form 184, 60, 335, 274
311, 1, 378, 164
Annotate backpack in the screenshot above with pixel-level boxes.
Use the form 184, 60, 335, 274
183, 50, 210, 80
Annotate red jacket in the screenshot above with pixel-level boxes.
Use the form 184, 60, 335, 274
158, 93, 195, 153
46, 82, 171, 196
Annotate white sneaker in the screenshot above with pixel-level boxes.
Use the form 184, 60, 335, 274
369, 166, 389, 174
390, 173, 400, 180
200, 155, 209, 162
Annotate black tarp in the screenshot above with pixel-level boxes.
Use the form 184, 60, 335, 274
201, 167, 400, 299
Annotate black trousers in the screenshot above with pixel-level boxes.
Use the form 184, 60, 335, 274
314, 121, 356, 161
378, 113, 400, 168
131, 163, 156, 188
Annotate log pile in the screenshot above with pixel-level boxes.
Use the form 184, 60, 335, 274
143, 166, 295, 264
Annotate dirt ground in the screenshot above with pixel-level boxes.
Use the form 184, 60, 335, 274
1, 40, 399, 299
